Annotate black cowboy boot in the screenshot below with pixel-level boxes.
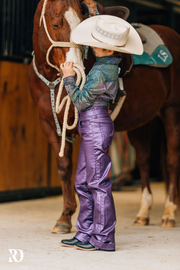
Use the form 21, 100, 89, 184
75, 241, 97, 251
60, 237, 82, 247
75, 241, 115, 251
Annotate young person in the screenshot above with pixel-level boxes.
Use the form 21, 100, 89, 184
60, 15, 143, 251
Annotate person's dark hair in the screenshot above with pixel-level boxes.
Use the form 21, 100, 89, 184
112, 51, 122, 58
101, 48, 122, 58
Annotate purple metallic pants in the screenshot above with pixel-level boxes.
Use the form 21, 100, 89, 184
75, 107, 116, 251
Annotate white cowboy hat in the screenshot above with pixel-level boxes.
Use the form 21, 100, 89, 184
71, 15, 143, 55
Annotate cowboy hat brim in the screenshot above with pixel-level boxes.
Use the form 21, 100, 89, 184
71, 15, 143, 55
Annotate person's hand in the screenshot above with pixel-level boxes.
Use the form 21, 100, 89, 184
60, 61, 75, 78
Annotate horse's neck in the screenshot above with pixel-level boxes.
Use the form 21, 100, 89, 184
32, 3, 54, 80
33, 41, 58, 82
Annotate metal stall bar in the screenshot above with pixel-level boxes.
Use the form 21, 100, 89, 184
165, 0, 180, 14
1, 0, 7, 55
124, 0, 166, 10
164, 0, 180, 31
0, 0, 39, 62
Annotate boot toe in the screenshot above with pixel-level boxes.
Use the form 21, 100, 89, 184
60, 237, 81, 247
75, 241, 97, 251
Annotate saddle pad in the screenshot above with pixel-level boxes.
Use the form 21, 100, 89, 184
132, 23, 173, 67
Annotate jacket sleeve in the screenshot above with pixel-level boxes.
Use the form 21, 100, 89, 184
63, 69, 106, 111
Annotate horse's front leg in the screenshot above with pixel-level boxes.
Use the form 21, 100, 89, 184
128, 122, 153, 226
40, 117, 77, 234
52, 141, 77, 234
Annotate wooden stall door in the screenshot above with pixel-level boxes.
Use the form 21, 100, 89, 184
0, 61, 80, 195
0, 61, 49, 191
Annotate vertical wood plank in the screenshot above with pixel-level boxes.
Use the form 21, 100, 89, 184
0, 61, 48, 191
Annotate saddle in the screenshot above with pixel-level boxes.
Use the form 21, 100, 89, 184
81, 0, 129, 20
132, 23, 173, 68
81, 0, 131, 111
82, 0, 173, 73
81, 1, 173, 110
82, 0, 132, 76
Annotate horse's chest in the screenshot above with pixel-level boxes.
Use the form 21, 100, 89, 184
36, 91, 53, 119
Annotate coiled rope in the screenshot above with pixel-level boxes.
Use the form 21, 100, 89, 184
39, 0, 86, 157
56, 64, 86, 157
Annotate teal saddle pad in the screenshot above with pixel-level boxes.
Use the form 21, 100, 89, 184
133, 45, 173, 67
132, 23, 173, 67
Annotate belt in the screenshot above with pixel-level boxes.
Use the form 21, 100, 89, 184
78, 107, 109, 120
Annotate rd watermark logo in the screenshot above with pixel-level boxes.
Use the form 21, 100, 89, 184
8, 249, 24, 263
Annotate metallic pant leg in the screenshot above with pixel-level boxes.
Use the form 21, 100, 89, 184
75, 138, 94, 243
75, 108, 116, 250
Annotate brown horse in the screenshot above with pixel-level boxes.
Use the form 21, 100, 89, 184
28, 0, 180, 234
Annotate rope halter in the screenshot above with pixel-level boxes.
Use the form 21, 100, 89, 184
40, 0, 83, 72
37, 0, 86, 157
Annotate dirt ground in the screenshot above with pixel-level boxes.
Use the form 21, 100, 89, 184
0, 182, 180, 270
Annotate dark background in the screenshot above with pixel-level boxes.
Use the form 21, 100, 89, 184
1, 0, 180, 62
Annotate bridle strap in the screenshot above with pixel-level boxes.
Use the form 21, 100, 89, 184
82, 0, 100, 17
42, 16, 82, 72
42, 16, 81, 49
32, 54, 76, 143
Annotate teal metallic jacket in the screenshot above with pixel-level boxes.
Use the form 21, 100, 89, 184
63, 56, 121, 111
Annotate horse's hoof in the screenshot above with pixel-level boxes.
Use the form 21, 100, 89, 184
160, 218, 175, 228
52, 222, 72, 234
134, 217, 149, 226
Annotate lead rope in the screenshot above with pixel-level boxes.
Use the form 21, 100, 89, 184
56, 64, 86, 157
39, 0, 86, 157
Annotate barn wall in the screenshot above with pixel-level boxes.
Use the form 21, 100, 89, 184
0, 61, 80, 195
